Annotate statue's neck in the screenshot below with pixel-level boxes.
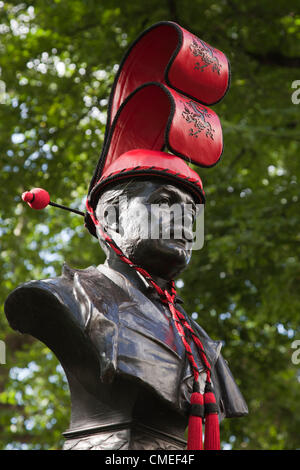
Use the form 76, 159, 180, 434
105, 255, 171, 293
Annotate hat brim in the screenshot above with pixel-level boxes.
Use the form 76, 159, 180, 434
85, 165, 205, 238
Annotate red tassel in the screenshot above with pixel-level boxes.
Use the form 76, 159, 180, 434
187, 382, 204, 450
204, 381, 220, 450
204, 412, 220, 450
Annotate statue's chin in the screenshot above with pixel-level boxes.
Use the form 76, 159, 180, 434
126, 238, 191, 280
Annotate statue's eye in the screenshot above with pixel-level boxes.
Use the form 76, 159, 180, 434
159, 197, 170, 204
157, 194, 173, 205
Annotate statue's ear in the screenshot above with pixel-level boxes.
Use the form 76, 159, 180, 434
103, 203, 120, 234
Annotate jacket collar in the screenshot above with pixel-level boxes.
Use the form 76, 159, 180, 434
97, 263, 222, 367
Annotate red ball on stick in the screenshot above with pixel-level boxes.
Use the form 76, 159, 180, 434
22, 188, 50, 210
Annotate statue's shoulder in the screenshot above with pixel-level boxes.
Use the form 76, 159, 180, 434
4, 263, 115, 334
4, 263, 99, 334
4, 263, 104, 378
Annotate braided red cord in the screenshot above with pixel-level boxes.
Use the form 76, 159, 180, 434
86, 200, 212, 384
165, 286, 212, 383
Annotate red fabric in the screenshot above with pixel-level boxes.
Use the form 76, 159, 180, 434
204, 390, 217, 404
204, 413, 220, 450
103, 85, 170, 174
86, 22, 229, 236
187, 392, 204, 450
204, 387, 220, 450
88, 149, 206, 212
167, 27, 229, 106
22, 188, 50, 210
110, 23, 178, 125
101, 149, 203, 184
22, 191, 34, 203
167, 87, 223, 167
109, 21, 229, 126
102, 84, 222, 176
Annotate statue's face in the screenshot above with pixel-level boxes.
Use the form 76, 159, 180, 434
98, 179, 197, 280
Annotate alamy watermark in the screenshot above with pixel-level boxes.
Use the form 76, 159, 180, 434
100, 196, 205, 251
291, 340, 300, 365
0, 80, 5, 104
291, 80, 300, 105
0, 340, 6, 364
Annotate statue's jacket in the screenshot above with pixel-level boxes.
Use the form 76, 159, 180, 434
5, 263, 248, 448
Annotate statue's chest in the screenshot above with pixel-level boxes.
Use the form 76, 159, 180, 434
118, 297, 185, 358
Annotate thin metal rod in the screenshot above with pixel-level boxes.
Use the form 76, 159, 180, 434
49, 201, 85, 217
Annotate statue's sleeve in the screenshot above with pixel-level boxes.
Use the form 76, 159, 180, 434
211, 354, 248, 418
4, 277, 102, 390
189, 317, 248, 419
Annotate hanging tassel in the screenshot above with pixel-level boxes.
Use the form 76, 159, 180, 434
204, 381, 220, 450
187, 381, 204, 450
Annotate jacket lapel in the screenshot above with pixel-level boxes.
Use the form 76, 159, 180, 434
97, 264, 188, 360
73, 265, 187, 406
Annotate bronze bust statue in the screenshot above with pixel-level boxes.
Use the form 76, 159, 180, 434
4, 177, 248, 450
4, 21, 248, 450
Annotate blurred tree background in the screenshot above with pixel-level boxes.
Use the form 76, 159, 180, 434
0, 0, 299, 450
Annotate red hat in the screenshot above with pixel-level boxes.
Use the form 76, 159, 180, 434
85, 21, 230, 236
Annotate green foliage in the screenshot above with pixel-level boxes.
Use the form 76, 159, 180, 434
0, 0, 299, 450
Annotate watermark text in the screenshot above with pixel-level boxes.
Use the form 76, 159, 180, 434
291, 80, 300, 104
0, 340, 6, 364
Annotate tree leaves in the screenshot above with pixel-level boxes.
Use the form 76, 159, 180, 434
0, 0, 299, 450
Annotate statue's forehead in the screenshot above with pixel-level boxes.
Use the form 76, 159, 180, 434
96, 178, 198, 211
124, 178, 197, 204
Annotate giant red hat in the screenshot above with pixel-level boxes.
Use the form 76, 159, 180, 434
85, 21, 230, 237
